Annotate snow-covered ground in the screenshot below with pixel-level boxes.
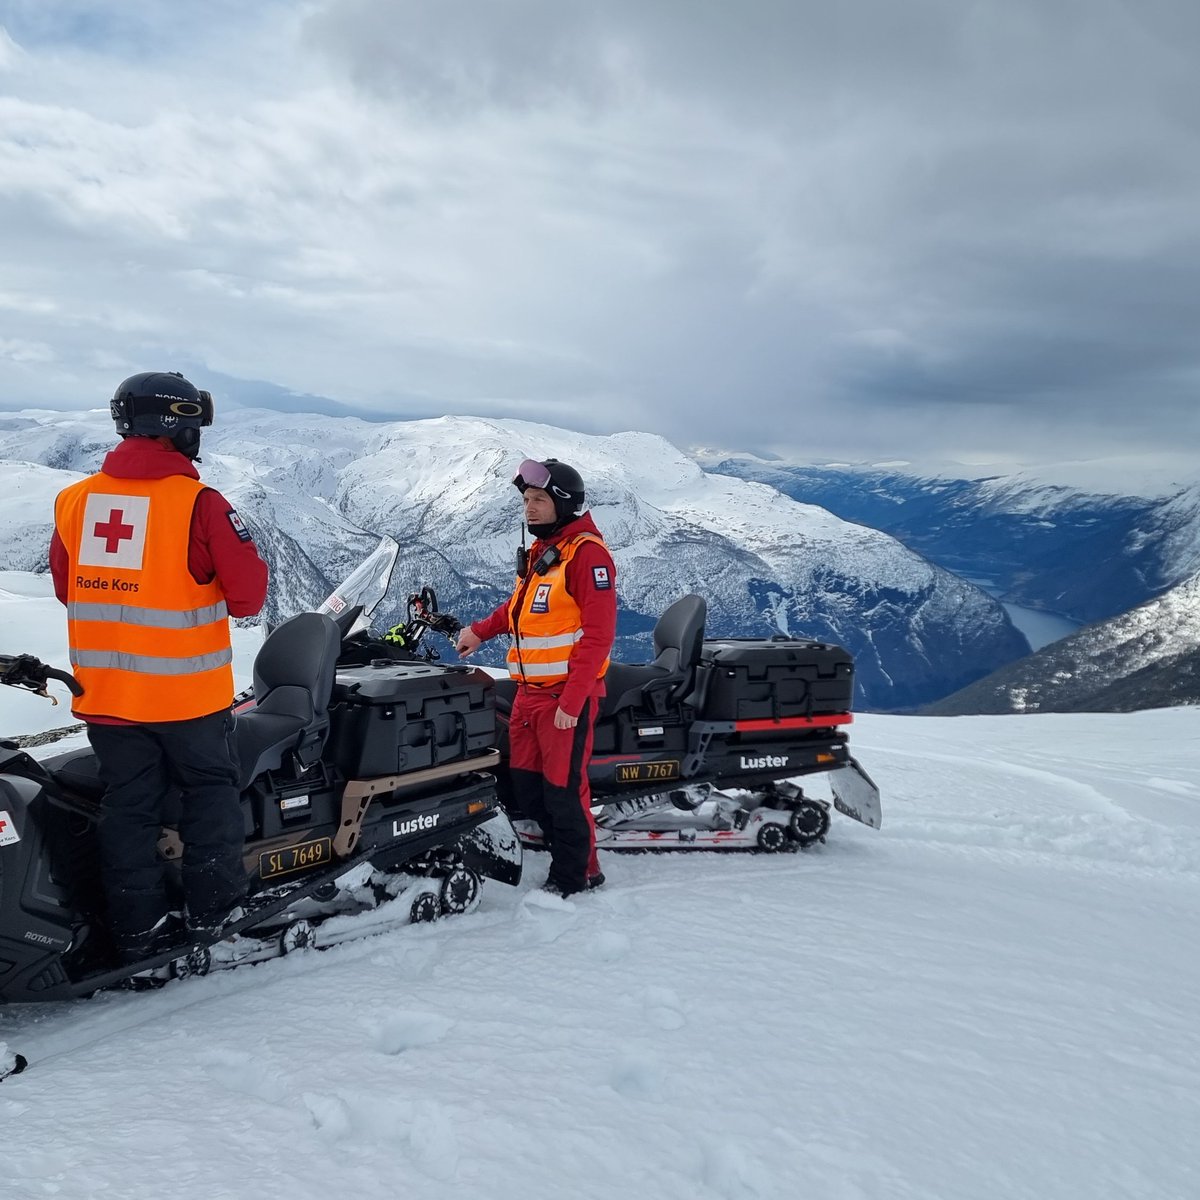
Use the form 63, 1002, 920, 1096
3, 655, 1198, 1196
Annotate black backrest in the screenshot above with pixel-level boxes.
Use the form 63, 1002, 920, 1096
651, 594, 707, 679
252, 612, 342, 722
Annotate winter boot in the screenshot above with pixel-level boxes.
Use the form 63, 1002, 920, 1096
187, 904, 246, 944
116, 911, 186, 965
540, 872, 606, 898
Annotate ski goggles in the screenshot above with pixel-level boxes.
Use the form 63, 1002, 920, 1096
513, 458, 552, 492
513, 458, 574, 501
196, 390, 215, 426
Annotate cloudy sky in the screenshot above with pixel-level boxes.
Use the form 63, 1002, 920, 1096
1, 0, 1197, 464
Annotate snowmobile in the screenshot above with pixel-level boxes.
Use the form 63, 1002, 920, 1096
348, 541, 882, 854
0, 551, 521, 1012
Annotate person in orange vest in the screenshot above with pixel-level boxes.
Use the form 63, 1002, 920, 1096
50, 372, 268, 962
456, 458, 617, 896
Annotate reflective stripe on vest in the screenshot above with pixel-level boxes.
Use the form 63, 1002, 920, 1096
54, 471, 235, 722
506, 533, 611, 686
517, 630, 584, 651
513, 659, 576, 678
66, 600, 229, 629
71, 648, 234, 675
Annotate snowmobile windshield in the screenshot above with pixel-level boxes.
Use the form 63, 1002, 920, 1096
317, 537, 399, 635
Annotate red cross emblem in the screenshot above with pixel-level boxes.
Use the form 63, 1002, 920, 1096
93, 509, 136, 554
79, 493, 149, 569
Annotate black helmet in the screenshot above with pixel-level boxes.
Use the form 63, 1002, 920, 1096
110, 371, 214, 459
513, 457, 586, 522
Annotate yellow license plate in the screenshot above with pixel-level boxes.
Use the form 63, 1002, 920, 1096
615, 759, 681, 784
259, 836, 332, 880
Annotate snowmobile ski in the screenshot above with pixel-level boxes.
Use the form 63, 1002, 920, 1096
830, 756, 882, 829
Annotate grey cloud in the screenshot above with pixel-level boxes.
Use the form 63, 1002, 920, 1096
303, 0, 1194, 133
1, 0, 1198, 465
301, 0, 618, 115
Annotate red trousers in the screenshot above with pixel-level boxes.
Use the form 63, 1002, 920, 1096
508, 683, 602, 893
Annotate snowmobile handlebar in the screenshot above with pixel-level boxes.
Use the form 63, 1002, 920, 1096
0, 653, 84, 699
405, 587, 463, 637
380, 588, 463, 653
416, 610, 464, 638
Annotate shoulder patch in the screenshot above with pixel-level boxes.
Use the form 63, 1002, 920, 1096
592, 565, 611, 590
226, 509, 252, 542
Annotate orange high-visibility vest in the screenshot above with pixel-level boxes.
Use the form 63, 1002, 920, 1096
506, 534, 611, 686
54, 472, 234, 722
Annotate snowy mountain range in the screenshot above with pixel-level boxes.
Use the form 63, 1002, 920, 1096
0, 408, 1028, 711
705, 455, 1200, 713
7, 408, 1198, 714
708, 457, 1200, 626
926, 570, 1200, 715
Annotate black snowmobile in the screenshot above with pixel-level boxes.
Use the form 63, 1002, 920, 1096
0, 547, 521, 1011
349, 542, 883, 854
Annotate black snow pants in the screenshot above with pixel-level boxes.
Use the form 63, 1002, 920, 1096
86, 709, 246, 949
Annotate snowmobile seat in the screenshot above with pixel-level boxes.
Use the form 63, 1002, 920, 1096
45, 746, 106, 800
600, 594, 708, 719
234, 611, 342, 788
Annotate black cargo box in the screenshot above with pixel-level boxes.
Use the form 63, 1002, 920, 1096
696, 638, 854, 721
327, 661, 496, 779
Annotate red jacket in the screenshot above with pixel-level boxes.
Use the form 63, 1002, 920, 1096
50, 437, 268, 619
473, 512, 617, 718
